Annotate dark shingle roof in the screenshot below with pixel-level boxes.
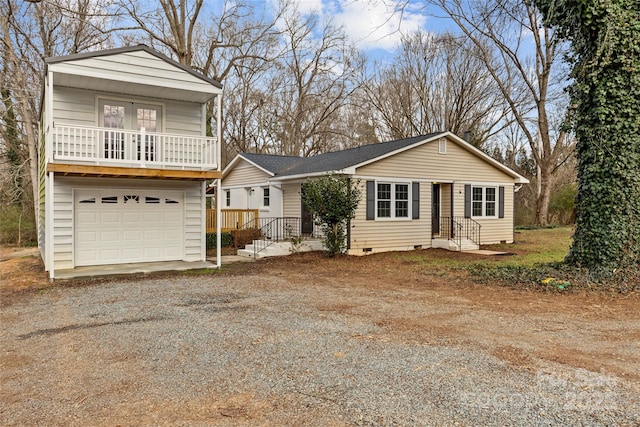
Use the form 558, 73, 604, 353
241, 133, 443, 177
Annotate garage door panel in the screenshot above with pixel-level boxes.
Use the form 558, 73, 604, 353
77, 212, 98, 225
75, 189, 184, 266
123, 230, 142, 240
123, 212, 142, 222
123, 248, 142, 259
100, 212, 121, 223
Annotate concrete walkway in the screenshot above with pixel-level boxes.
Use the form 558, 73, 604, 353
54, 255, 254, 280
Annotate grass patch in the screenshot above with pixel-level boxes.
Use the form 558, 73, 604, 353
462, 227, 639, 293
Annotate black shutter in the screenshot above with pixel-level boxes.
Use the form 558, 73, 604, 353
366, 181, 375, 220
412, 182, 420, 219
464, 184, 471, 218
498, 186, 505, 218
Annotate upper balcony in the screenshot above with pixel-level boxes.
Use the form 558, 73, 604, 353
43, 46, 223, 181
50, 123, 218, 169
46, 123, 220, 180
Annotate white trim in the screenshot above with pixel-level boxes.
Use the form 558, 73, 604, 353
374, 180, 412, 221
458, 181, 515, 187
96, 95, 166, 133
356, 175, 454, 184
201, 181, 206, 261
222, 153, 276, 178
470, 185, 499, 219
216, 179, 222, 269
46, 172, 54, 278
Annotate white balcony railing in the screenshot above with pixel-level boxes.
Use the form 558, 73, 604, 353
50, 123, 218, 169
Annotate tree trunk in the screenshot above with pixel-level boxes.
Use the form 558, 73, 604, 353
535, 163, 552, 226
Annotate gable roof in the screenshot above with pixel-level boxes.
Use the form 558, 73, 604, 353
46, 44, 222, 89
224, 132, 529, 184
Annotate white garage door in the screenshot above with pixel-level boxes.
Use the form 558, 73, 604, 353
75, 189, 184, 266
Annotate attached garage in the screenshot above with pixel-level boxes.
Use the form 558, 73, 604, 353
74, 189, 184, 266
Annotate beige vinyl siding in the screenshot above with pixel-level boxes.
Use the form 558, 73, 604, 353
441, 183, 452, 217
354, 137, 517, 248
223, 159, 271, 187
452, 182, 515, 244
51, 177, 204, 270
282, 183, 301, 217
349, 180, 432, 254
357, 136, 513, 182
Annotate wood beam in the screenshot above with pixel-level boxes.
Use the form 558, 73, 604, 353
47, 163, 221, 180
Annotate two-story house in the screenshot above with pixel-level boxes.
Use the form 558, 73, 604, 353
38, 45, 222, 279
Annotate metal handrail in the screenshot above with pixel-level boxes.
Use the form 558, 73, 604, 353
434, 216, 481, 250
253, 217, 301, 257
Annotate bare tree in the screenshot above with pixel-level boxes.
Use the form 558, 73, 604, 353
0, 0, 115, 240
265, 8, 363, 156
431, 0, 573, 226
363, 31, 509, 146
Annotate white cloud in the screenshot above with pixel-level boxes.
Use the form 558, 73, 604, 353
295, 0, 428, 51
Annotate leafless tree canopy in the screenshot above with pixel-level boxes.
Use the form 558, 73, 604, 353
430, 0, 574, 225
0, 0, 576, 242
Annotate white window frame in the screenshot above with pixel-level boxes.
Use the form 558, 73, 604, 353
225, 190, 231, 207
471, 186, 498, 219
262, 187, 270, 209
376, 181, 411, 220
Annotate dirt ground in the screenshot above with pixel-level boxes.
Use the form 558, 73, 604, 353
1, 245, 639, 424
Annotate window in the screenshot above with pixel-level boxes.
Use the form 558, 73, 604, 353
101, 196, 118, 204
377, 182, 410, 219
225, 190, 231, 207
395, 184, 408, 217
377, 183, 391, 217
471, 186, 498, 218
263, 188, 270, 207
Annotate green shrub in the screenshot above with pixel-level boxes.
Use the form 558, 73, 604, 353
206, 232, 232, 249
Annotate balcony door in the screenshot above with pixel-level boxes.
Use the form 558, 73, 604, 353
99, 99, 162, 161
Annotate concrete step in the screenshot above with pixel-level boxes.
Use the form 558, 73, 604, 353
237, 239, 324, 259
432, 238, 479, 252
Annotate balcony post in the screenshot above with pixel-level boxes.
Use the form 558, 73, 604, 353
139, 127, 146, 167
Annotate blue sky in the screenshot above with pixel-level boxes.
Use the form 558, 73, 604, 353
268, 0, 457, 55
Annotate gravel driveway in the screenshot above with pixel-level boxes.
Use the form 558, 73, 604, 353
1, 271, 639, 426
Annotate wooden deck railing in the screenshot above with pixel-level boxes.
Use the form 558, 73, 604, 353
206, 209, 259, 233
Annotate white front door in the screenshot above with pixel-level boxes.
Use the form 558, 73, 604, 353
75, 189, 183, 266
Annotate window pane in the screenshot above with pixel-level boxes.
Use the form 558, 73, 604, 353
263, 188, 270, 207
377, 183, 391, 200
485, 188, 496, 216
472, 187, 483, 201
137, 108, 157, 132
473, 201, 483, 216
377, 201, 391, 218
396, 201, 408, 217
103, 105, 125, 129
395, 184, 408, 200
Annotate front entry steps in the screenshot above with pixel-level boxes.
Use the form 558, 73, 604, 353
237, 239, 324, 259
432, 238, 480, 252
